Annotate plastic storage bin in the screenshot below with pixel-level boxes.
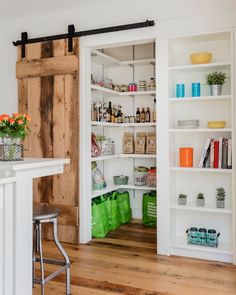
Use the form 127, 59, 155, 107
146, 168, 156, 187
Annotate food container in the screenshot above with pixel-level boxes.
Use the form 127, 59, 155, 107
120, 84, 128, 92
128, 83, 137, 92
134, 171, 147, 186
190, 52, 212, 64
207, 121, 226, 128
146, 168, 156, 187
139, 80, 147, 91
179, 147, 193, 167
113, 175, 129, 185
148, 78, 156, 90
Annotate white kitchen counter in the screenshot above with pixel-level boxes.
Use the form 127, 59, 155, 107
0, 158, 70, 295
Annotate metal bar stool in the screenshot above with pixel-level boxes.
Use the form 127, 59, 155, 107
33, 205, 71, 295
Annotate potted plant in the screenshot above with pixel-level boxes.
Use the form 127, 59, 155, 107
205, 71, 226, 96
196, 193, 205, 206
178, 193, 187, 205
216, 187, 226, 208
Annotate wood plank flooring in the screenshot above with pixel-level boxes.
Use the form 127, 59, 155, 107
33, 223, 236, 295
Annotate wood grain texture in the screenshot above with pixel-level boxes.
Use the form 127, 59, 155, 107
17, 38, 79, 243
16, 55, 79, 79
33, 223, 236, 295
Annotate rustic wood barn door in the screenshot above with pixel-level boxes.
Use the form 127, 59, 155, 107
16, 39, 79, 244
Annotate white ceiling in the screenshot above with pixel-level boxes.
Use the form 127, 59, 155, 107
0, 0, 113, 21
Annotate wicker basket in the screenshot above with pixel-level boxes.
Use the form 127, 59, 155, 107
0, 144, 24, 161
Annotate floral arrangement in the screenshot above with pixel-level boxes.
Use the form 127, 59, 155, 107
0, 113, 31, 140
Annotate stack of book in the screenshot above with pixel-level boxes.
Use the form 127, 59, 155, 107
199, 138, 232, 169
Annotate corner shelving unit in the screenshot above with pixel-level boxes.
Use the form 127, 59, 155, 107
90, 41, 157, 229
167, 29, 235, 263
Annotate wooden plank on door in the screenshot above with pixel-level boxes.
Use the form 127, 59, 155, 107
16, 55, 79, 79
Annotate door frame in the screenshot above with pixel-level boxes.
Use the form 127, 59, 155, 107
79, 26, 159, 248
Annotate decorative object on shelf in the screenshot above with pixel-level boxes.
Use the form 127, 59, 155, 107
179, 147, 193, 167
186, 227, 220, 247
196, 193, 205, 206
205, 71, 226, 96
177, 119, 199, 129
91, 161, 106, 191
207, 121, 226, 129
0, 113, 31, 161
113, 175, 129, 185
216, 187, 226, 208
192, 82, 201, 97
190, 52, 212, 64
176, 83, 185, 98
178, 193, 187, 205
128, 83, 137, 92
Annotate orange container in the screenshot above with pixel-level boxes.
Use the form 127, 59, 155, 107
179, 147, 193, 167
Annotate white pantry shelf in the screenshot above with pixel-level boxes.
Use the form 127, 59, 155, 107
91, 181, 156, 199
168, 61, 231, 71
170, 203, 232, 214
119, 90, 156, 96
168, 128, 232, 133
169, 167, 232, 173
120, 154, 156, 159
169, 95, 231, 102
91, 84, 156, 96
92, 49, 155, 66
91, 154, 156, 161
170, 237, 233, 255
91, 154, 118, 161
91, 121, 156, 127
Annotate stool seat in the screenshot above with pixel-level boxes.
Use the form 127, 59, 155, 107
33, 205, 60, 221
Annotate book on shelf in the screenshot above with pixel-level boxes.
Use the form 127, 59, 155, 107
199, 137, 232, 169
198, 138, 212, 168
227, 139, 232, 169
213, 140, 219, 169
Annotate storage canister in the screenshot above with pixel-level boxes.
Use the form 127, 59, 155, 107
179, 147, 193, 167
192, 82, 201, 97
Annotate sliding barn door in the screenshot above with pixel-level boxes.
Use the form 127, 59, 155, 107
16, 39, 79, 244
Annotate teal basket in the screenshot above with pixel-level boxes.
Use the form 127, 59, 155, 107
186, 227, 220, 248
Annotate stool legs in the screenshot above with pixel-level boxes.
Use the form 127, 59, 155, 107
38, 223, 45, 295
53, 219, 71, 295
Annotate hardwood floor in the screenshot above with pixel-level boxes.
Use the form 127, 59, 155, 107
33, 222, 236, 295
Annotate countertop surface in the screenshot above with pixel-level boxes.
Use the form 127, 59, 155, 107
0, 158, 70, 171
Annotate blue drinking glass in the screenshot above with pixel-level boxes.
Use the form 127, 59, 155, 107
176, 84, 185, 98
192, 82, 201, 97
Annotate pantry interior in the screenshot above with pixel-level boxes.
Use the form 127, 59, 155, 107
80, 37, 158, 249
80, 27, 236, 264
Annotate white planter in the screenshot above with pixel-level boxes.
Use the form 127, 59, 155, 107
216, 200, 225, 208
196, 199, 205, 206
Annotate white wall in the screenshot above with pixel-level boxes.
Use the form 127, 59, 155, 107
0, 0, 235, 113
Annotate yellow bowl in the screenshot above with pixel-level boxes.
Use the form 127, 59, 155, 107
190, 52, 212, 64
208, 121, 226, 129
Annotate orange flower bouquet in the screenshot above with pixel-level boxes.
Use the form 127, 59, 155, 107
0, 113, 31, 160
0, 113, 31, 142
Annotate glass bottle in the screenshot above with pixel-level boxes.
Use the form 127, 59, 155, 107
145, 107, 151, 122
136, 107, 140, 123
153, 99, 156, 123
106, 101, 112, 122
140, 107, 146, 123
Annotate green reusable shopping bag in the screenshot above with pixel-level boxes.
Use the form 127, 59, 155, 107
92, 196, 110, 238
117, 191, 132, 224
106, 192, 121, 230
142, 191, 157, 227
